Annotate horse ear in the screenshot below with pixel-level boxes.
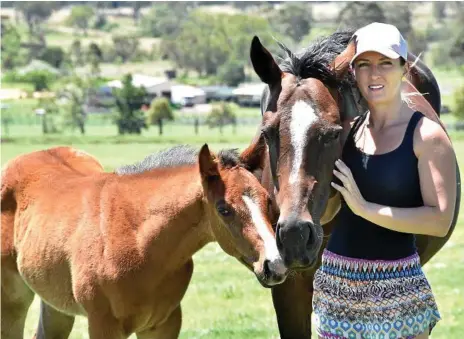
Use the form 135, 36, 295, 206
250, 36, 282, 85
239, 133, 266, 178
199, 144, 219, 180
330, 40, 356, 80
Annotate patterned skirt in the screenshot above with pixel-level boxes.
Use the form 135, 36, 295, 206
313, 250, 441, 339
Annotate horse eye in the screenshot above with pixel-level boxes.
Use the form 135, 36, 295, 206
325, 128, 341, 142
330, 129, 341, 140
261, 129, 270, 140
216, 201, 232, 217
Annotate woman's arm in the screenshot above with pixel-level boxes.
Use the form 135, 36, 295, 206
332, 117, 457, 237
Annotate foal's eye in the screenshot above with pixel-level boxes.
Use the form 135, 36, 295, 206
216, 201, 233, 217
218, 206, 231, 216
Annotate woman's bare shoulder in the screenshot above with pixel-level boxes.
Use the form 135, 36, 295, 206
414, 114, 453, 156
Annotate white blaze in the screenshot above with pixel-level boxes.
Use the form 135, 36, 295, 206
289, 100, 318, 185
242, 195, 287, 275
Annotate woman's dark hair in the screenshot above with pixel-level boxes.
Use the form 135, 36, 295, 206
399, 57, 406, 66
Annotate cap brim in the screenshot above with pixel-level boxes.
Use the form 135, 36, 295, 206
350, 47, 401, 65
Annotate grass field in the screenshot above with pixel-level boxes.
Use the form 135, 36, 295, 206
1, 128, 464, 339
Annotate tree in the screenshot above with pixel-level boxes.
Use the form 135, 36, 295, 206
446, 3, 464, 68
381, 2, 412, 37
453, 86, 464, 122
270, 2, 312, 43
38, 46, 65, 68
132, 1, 149, 25
87, 43, 103, 76
15, 2, 55, 37
112, 74, 149, 135
59, 76, 93, 135
162, 11, 275, 76
70, 39, 84, 66
112, 34, 139, 63
206, 102, 237, 135
146, 97, 174, 135
337, 2, 386, 30
407, 29, 428, 56
68, 5, 95, 36
21, 69, 56, 91
432, 3, 447, 22
1, 22, 23, 70
217, 58, 246, 87
141, 3, 194, 38
448, 27, 464, 67
36, 96, 61, 134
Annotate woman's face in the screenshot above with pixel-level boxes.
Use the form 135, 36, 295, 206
352, 51, 405, 106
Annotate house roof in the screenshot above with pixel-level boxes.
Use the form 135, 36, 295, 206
107, 74, 171, 89
171, 85, 206, 98
232, 83, 266, 96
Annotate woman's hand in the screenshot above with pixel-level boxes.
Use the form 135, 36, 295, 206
331, 159, 368, 216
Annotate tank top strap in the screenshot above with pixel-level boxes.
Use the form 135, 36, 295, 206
402, 111, 424, 150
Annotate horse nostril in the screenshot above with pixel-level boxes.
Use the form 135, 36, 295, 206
305, 221, 315, 247
263, 259, 271, 277
275, 223, 283, 250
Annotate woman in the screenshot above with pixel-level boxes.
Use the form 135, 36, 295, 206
312, 22, 457, 339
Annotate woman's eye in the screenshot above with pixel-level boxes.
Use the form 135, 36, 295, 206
381, 61, 393, 67
357, 63, 368, 68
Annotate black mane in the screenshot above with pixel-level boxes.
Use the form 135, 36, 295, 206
277, 30, 355, 89
116, 145, 242, 175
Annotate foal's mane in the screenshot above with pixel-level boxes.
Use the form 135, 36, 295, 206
276, 30, 355, 89
115, 145, 242, 175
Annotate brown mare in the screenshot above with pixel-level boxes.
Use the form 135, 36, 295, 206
249, 31, 461, 338
1, 140, 288, 339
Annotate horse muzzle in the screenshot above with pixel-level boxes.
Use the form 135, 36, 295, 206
275, 216, 323, 270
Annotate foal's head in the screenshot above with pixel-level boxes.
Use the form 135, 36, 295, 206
250, 33, 355, 269
198, 137, 288, 287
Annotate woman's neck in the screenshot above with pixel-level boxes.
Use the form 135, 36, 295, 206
367, 96, 405, 130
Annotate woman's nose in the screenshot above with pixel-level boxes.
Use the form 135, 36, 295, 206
370, 65, 381, 79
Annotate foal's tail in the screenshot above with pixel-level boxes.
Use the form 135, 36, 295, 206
1, 158, 20, 257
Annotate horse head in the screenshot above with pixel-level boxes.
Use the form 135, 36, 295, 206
250, 33, 357, 269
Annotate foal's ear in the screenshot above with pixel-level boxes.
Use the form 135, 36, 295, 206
250, 36, 282, 85
330, 40, 356, 80
239, 133, 266, 178
199, 144, 219, 180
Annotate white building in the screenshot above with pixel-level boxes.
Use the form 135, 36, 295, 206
170, 85, 207, 107
107, 74, 174, 99
232, 83, 266, 107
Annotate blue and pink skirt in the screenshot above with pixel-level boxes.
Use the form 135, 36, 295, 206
313, 249, 441, 339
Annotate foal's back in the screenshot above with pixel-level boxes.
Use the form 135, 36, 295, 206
1, 146, 104, 257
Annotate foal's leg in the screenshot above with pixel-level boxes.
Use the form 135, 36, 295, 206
1, 257, 35, 339
33, 300, 75, 339
136, 306, 182, 339
87, 313, 127, 339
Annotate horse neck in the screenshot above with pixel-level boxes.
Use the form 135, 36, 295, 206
116, 165, 215, 268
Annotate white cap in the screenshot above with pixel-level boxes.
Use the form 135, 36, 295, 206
350, 22, 408, 65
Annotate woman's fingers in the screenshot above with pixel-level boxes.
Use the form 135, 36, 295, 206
331, 181, 347, 194
335, 159, 354, 179
333, 169, 352, 190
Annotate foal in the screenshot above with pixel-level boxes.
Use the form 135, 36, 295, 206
1, 139, 287, 339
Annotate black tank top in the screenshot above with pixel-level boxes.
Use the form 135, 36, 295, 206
327, 111, 424, 260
